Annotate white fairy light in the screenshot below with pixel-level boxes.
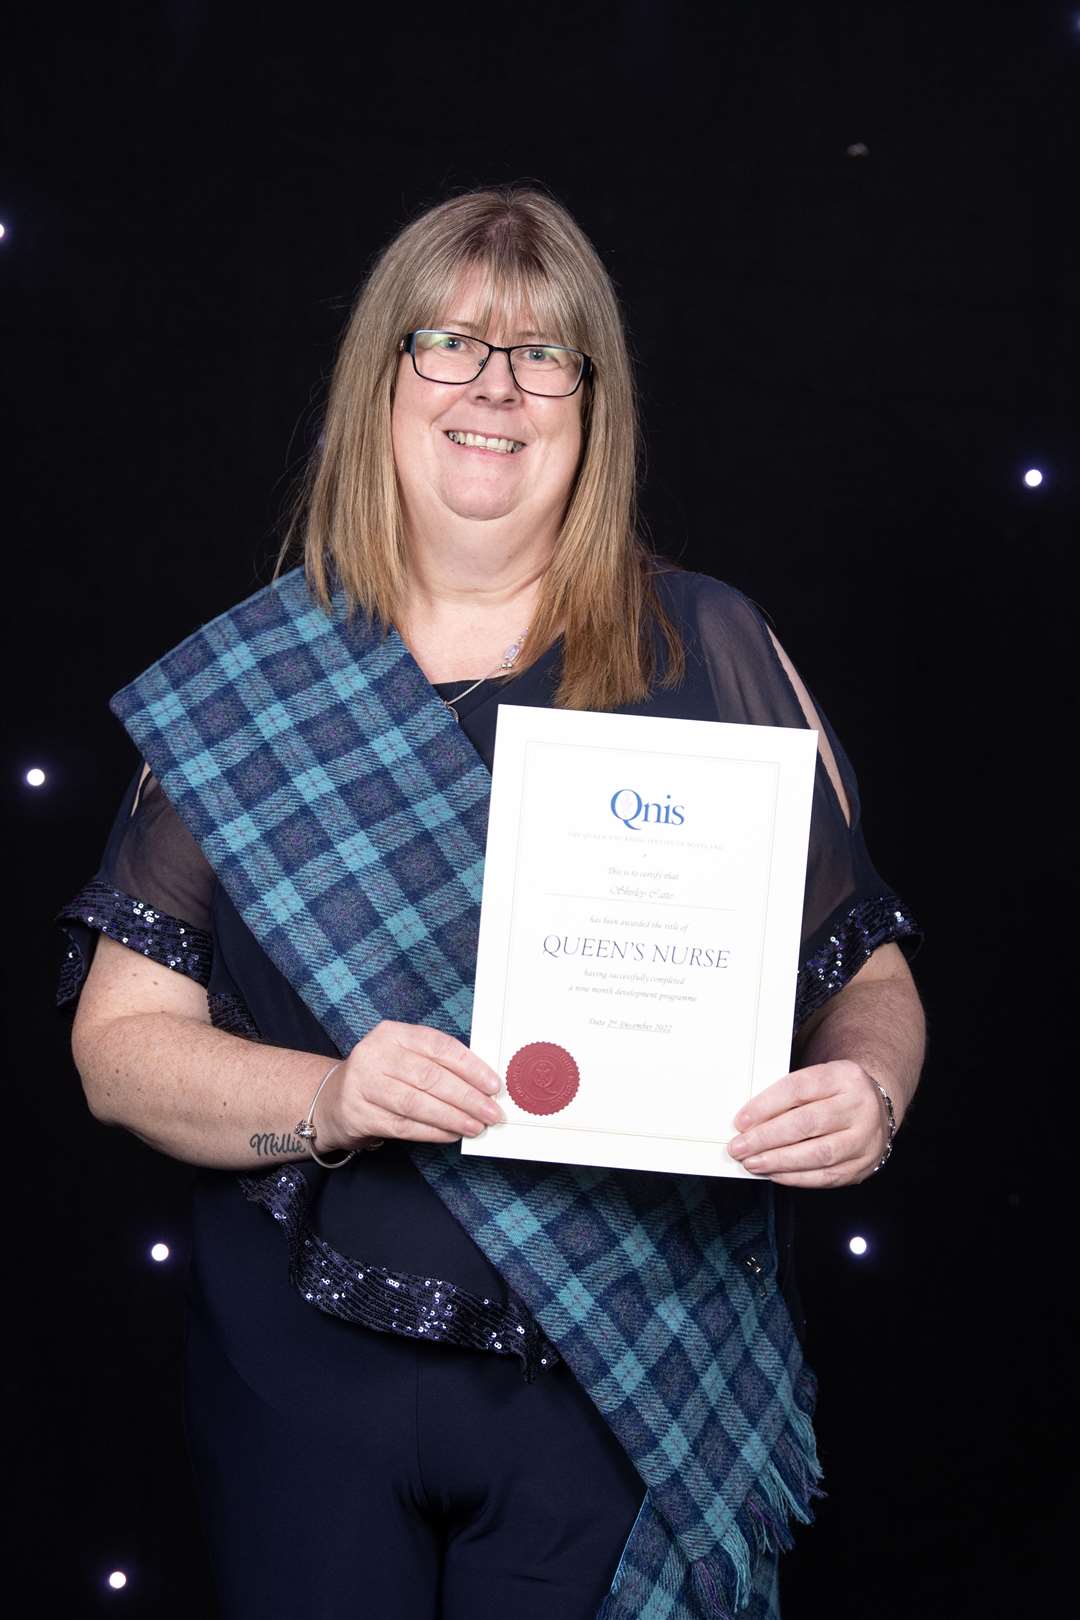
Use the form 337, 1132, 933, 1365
1023, 468, 1043, 488
848, 1235, 868, 1257
150, 1242, 170, 1263
25, 767, 46, 787
107, 1570, 128, 1589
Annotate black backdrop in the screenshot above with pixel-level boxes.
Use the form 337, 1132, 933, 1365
6, 4, 1076, 1615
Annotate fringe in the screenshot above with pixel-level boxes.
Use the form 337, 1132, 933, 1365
595, 1366, 825, 1619
691, 1557, 734, 1617
712, 1368, 826, 1610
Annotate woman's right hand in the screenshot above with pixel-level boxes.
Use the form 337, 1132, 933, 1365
324, 1022, 505, 1146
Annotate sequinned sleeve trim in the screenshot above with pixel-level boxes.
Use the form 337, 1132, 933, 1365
237, 1164, 561, 1382
795, 891, 921, 1029
55, 880, 212, 1007
207, 989, 265, 1039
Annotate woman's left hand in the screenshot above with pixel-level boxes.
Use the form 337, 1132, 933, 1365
727, 1060, 890, 1188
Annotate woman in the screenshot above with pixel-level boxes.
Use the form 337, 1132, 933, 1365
57, 187, 925, 1620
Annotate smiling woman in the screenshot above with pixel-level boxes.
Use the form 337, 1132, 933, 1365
276, 186, 685, 707
392, 264, 586, 564
59, 184, 924, 1620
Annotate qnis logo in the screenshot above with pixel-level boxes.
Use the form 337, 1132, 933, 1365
610, 788, 686, 831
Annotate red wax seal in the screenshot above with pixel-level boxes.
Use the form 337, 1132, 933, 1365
506, 1042, 580, 1117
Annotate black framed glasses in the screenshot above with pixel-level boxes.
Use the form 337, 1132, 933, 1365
400, 330, 592, 397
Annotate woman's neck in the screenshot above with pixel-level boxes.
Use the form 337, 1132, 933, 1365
397, 531, 551, 685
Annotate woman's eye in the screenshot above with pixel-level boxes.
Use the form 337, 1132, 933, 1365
522, 347, 555, 365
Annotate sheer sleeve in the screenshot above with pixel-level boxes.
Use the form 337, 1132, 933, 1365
687, 574, 922, 1030
54, 760, 215, 1012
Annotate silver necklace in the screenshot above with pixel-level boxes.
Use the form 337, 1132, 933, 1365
441, 628, 529, 722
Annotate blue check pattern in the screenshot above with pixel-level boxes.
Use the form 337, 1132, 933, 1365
111, 567, 824, 1619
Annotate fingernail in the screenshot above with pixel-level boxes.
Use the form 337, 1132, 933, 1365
483, 1102, 504, 1123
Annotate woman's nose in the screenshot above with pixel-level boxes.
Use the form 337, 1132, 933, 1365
470, 349, 520, 402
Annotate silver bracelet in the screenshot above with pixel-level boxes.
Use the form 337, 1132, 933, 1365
868, 1076, 897, 1174
294, 1062, 385, 1169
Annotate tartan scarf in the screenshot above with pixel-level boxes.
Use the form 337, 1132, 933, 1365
110, 566, 825, 1619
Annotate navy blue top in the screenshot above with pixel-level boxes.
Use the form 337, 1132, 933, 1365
56, 569, 923, 1381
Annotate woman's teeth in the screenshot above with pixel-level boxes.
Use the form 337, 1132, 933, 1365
446, 431, 524, 454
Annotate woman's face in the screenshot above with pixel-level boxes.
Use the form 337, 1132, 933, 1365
391, 264, 584, 538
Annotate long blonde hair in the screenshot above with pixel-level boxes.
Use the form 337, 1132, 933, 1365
273, 186, 683, 709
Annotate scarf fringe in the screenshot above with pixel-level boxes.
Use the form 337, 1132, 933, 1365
596, 1370, 825, 1619
712, 1372, 826, 1611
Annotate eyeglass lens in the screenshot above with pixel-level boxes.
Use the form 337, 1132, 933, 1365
412, 332, 583, 396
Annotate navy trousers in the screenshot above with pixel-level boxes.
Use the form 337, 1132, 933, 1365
182, 1299, 648, 1620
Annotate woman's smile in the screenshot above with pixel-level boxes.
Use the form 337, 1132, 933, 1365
443, 429, 526, 456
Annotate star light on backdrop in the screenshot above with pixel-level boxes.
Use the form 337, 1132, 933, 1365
107, 1571, 128, 1590
26, 768, 46, 787
1023, 468, 1044, 488
849, 1236, 869, 1257
150, 1243, 170, 1262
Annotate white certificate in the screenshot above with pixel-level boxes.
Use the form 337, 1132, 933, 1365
462, 705, 817, 1179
